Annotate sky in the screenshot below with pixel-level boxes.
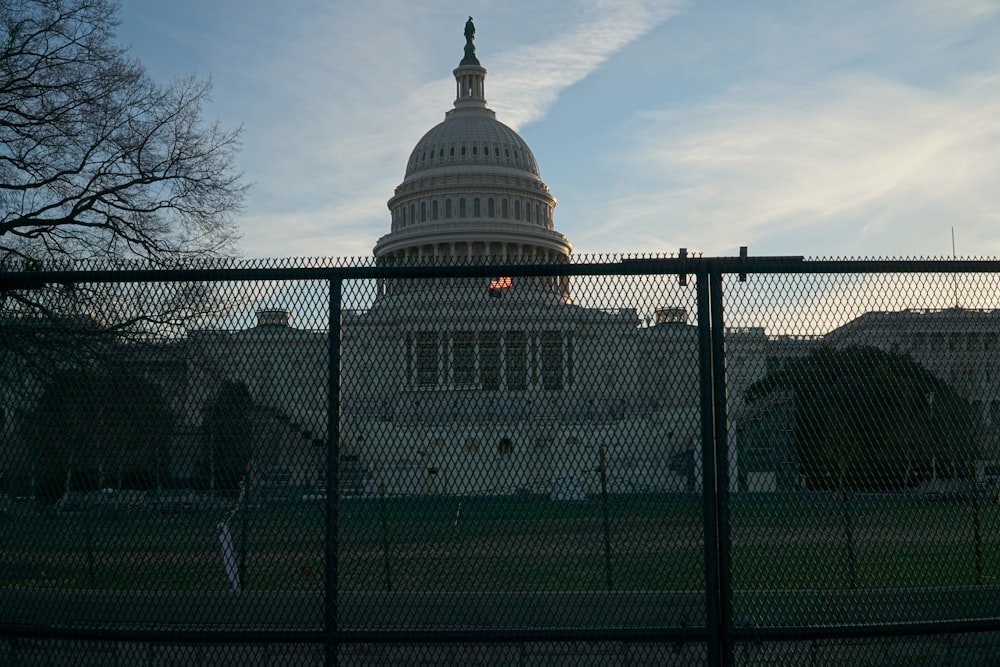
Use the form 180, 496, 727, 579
117, 0, 1000, 262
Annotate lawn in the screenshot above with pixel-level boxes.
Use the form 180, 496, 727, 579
1, 492, 997, 594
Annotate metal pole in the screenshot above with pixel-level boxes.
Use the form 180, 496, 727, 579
379, 483, 394, 591
240, 466, 250, 590
969, 461, 984, 585
599, 447, 613, 590
708, 266, 734, 667
696, 268, 722, 667
325, 276, 343, 667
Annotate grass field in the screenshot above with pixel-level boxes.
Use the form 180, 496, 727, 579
1, 492, 997, 593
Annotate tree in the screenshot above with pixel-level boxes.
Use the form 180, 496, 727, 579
203, 381, 254, 491
20, 364, 174, 502
0, 0, 249, 399
1, 0, 246, 267
745, 346, 979, 491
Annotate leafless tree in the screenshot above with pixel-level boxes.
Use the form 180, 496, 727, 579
0, 0, 247, 266
0, 1, 253, 443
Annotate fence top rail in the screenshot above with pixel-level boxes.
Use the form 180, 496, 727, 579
3, 256, 1000, 287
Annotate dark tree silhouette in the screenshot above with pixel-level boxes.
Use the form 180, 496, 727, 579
21, 365, 174, 502
203, 381, 254, 491
746, 346, 979, 491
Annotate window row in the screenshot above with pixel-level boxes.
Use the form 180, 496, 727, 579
909, 331, 999, 352
410, 142, 532, 170
393, 196, 552, 228
405, 330, 573, 391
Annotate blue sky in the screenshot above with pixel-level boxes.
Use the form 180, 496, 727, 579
118, 0, 1000, 261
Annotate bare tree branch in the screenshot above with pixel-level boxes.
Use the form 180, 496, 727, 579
0, 0, 247, 266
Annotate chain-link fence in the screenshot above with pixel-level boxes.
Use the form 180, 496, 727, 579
2, 256, 1000, 665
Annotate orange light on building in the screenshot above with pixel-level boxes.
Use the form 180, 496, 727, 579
489, 276, 512, 290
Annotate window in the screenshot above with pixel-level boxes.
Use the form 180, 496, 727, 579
472, 145, 478, 156
506, 331, 527, 390
450, 146, 455, 157
488, 198, 495, 217
474, 198, 481, 217
453, 331, 475, 385
459, 198, 467, 217
566, 334, 574, 386
514, 200, 521, 220
480, 331, 501, 390
461, 145, 467, 156
432, 200, 439, 220
445, 199, 452, 219
416, 331, 439, 387
540, 331, 563, 390
420, 202, 427, 222
498, 438, 514, 457
501, 199, 509, 219
525, 202, 532, 222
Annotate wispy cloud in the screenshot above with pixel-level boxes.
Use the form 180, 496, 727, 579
487, 0, 688, 130
598, 71, 1000, 258
233, 0, 687, 257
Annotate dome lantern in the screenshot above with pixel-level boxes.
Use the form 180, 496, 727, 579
454, 17, 487, 111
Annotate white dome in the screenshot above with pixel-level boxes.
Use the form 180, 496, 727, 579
403, 110, 541, 180
374, 19, 571, 304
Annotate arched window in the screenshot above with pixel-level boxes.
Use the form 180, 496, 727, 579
461, 145, 467, 156
472, 145, 478, 156
432, 200, 439, 220
514, 200, 521, 220
525, 202, 532, 222
450, 146, 455, 157
473, 198, 481, 217
459, 198, 467, 217
445, 199, 452, 219
488, 198, 495, 217
420, 202, 427, 222
410, 204, 416, 224
501, 199, 509, 219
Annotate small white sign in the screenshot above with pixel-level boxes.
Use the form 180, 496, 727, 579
216, 521, 240, 592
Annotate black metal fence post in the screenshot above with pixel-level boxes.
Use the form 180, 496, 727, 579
598, 447, 613, 591
709, 265, 734, 667
696, 267, 723, 667
379, 483, 394, 591
326, 275, 343, 667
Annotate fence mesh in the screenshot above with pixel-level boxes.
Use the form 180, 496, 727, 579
2, 257, 1000, 665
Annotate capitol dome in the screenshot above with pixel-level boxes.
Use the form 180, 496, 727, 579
403, 113, 540, 180
374, 18, 571, 285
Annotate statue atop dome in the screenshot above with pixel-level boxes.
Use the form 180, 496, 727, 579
461, 17, 480, 66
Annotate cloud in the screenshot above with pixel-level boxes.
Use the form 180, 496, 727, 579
486, 0, 689, 130
233, 0, 687, 258
601, 72, 1000, 258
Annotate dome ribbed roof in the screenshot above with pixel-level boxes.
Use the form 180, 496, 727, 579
404, 110, 540, 179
